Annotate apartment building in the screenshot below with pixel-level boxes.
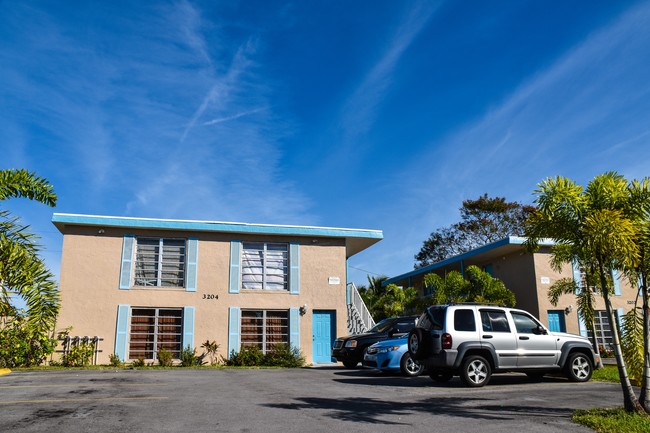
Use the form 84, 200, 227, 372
52, 214, 382, 364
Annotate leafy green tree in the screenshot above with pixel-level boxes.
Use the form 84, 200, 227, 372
415, 194, 533, 268
422, 265, 516, 307
525, 172, 646, 415
371, 284, 419, 321
0, 169, 59, 367
357, 275, 389, 313
614, 177, 650, 410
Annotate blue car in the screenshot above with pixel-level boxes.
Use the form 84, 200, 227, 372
362, 336, 424, 377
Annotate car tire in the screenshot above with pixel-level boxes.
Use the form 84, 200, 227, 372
400, 352, 424, 377
408, 328, 428, 360
460, 355, 491, 387
429, 370, 454, 383
565, 352, 593, 382
342, 360, 358, 368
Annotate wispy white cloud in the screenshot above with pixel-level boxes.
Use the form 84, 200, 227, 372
336, 1, 441, 149
203, 108, 264, 126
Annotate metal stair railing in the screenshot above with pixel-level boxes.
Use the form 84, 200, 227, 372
346, 282, 375, 333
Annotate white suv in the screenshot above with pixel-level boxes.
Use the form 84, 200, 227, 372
408, 304, 600, 387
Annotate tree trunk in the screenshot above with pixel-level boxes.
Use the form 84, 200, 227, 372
598, 265, 645, 414
640, 275, 650, 412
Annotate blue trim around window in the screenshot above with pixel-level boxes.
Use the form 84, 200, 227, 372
115, 304, 130, 361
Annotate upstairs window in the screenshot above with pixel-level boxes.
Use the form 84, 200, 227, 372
134, 238, 186, 287
241, 242, 288, 290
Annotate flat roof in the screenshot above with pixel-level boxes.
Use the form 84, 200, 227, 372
384, 236, 555, 285
52, 213, 383, 258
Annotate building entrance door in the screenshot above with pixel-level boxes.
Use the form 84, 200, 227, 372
312, 310, 335, 363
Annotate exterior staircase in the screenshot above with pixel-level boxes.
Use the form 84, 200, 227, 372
346, 282, 375, 334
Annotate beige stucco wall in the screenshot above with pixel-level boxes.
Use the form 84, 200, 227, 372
56, 225, 348, 365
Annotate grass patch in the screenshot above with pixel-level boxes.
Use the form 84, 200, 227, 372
592, 365, 620, 383
573, 408, 650, 433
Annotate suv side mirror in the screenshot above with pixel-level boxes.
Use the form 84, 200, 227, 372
534, 325, 547, 335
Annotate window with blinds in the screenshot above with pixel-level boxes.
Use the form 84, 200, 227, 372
241, 242, 288, 291
134, 238, 186, 287
240, 310, 289, 353
129, 308, 183, 360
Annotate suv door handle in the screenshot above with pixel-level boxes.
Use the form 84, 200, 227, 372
483, 335, 493, 339
519, 336, 530, 340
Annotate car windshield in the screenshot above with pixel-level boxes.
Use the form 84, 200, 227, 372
367, 318, 395, 333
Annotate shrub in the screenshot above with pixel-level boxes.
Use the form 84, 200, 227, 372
225, 345, 264, 366
201, 340, 220, 366
0, 315, 57, 368
108, 353, 123, 367
264, 344, 305, 368
132, 358, 145, 368
224, 344, 305, 367
61, 342, 95, 367
157, 348, 173, 367
180, 346, 204, 367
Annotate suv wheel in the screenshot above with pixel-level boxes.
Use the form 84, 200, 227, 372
342, 360, 358, 368
565, 352, 593, 382
460, 355, 491, 387
400, 353, 424, 377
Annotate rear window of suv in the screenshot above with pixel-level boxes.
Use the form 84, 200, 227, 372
454, 309, 476, 332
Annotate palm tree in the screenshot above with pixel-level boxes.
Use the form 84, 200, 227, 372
525, 173, 646, 414
624, 178, 650, 410
0, 169, 59, 333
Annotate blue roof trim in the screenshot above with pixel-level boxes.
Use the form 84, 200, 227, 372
51, 213, 383, 240
384, 236, 554, 285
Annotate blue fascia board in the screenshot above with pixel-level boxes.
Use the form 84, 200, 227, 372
52, 213, 383, 241
383, 236, 555, 286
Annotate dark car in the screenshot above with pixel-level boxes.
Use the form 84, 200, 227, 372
332, 316, 418, 368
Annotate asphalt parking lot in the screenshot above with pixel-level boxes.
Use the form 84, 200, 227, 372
0, 367, 623, 433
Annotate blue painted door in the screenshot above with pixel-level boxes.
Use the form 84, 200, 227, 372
312, 310, 335, 363
547, 310, 566, 333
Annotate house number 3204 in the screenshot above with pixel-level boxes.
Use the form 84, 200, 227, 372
202, 294, 219, 300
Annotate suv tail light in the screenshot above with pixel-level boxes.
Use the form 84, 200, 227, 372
442, 333, 452, 350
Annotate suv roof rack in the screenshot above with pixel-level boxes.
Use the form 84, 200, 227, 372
445, 302, 506, 307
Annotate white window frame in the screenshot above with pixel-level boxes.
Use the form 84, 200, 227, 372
128, 307, 183, 360
589, 310, 614, 351
134, 237, 186, 288
241, 242, 289, 291
240, 309, 289, 353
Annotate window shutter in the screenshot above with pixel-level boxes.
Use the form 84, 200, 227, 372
185, 238, 198, 292
289, 307, 300, 350
119, 235, 135, 290
115, 304, 130, 361
577, 312, 588, 337
290, 242, 300, 295
229, 241, 241, 294
182, 306, 195, 350
228, 307, 241, 358
612, 269, 622, 296
571, 258, 581, 295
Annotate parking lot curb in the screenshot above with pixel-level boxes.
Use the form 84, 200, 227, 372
0, 368, 11, 376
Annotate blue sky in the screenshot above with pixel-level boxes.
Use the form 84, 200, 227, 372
2, 0, 650, 288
